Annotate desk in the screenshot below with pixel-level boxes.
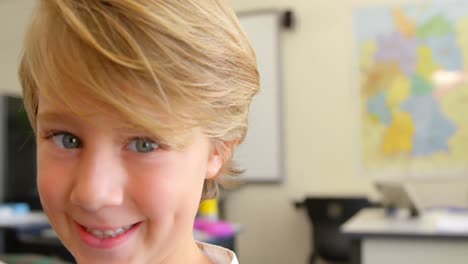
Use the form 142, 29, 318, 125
0, 211, 74, 261
0, 212, 51, 252
341, 208, 468, 264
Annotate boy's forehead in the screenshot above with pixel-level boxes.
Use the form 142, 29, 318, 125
36, 91, 166, 129
38, 91, 116, 117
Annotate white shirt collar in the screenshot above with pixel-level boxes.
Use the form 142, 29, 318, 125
197, 241, 239, 264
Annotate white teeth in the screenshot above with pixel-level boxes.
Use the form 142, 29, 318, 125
104, 229, 116, 236
86, 225, 132, 239
90, 229, 105, 239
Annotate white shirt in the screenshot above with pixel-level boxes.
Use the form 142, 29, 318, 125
197, 241, 239, 264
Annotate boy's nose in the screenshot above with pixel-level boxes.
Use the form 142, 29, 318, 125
70, 147, 124, 212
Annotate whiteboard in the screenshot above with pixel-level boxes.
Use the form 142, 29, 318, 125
235, 11, 284, 182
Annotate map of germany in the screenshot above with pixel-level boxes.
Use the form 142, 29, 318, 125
355, 2, 468, 177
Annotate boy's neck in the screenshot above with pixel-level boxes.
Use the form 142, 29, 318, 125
159, 235, 214, 264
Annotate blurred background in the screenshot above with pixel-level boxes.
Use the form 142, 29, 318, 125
3, 0, 468, 264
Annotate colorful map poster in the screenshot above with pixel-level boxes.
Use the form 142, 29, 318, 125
355, 2, 468, 178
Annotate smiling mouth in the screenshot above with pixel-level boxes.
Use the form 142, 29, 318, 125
84, 224, 136, 239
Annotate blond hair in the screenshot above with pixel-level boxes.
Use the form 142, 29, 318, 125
19, 0, 259, 199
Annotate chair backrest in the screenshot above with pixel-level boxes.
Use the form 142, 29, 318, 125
300, 197, 372, 261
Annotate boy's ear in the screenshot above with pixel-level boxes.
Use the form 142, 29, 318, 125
206, 140, 239, 179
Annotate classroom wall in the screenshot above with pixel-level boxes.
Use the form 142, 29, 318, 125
225, 0, 455, 263
224, 1, 374, 262
0, 0, 35, 95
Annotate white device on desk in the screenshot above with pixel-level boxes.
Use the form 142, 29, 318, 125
375, 180, 424, 218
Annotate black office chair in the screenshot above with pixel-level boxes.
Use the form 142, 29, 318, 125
295, 197, 374, 264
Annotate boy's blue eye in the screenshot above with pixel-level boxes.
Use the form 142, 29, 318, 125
52, 133, 81, 149
128, 138, 159, 153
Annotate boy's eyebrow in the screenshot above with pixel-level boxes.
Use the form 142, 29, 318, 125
36, 112, 78, 124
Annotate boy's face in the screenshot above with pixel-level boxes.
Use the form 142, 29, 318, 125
35, 93, 222, 263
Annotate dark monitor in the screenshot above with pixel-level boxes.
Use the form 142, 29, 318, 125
1, 95, 40, 210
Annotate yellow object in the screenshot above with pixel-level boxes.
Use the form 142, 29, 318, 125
199, 199, 219, 220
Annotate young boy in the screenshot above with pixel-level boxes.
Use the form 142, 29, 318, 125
18, 1, 259, 263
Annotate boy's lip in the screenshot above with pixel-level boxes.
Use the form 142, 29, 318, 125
75, 220, 142, 249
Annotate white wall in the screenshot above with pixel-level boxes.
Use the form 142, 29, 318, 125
0, 0, 35, 95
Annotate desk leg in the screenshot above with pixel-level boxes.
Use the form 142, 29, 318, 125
350, 239, 361, 264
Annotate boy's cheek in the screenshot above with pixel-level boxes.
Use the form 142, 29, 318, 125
130, 167, 202, 219
37, 159, 72, 210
